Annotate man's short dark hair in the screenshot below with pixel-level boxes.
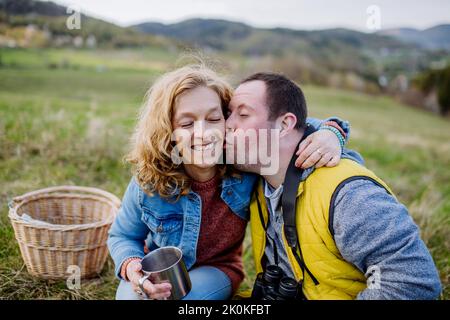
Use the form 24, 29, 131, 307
240, 72, 307, 130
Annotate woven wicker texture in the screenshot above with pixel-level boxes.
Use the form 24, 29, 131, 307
8, 186, 121, 279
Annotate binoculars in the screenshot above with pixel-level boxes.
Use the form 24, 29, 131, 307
251, 265, 305, 300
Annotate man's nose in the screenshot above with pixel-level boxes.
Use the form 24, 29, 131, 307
225, 115, 235, 131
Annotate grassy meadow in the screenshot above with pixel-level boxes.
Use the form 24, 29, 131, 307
0, 48, 449, 299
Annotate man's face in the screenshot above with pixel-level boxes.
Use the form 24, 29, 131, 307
227, 80, 270, 132
226, 80, 279, 173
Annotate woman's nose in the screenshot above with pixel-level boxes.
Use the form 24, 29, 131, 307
193, 121, 213, 139
190, 120, 206, 134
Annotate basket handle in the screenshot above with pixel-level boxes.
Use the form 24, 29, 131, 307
11, 185, 121, 208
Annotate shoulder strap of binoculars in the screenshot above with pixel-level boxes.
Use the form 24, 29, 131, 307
254, 124, 319, 285
281, 124, 319, 285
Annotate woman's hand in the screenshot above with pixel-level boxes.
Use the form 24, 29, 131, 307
126, 259, 172, 300
295, 129, 341, 169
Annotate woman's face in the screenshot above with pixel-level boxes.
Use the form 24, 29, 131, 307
171, 86, 225, 169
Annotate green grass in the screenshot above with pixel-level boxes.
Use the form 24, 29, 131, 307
0, 48, 448, 299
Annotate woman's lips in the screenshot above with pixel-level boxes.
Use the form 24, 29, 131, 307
191, 141, 216, 151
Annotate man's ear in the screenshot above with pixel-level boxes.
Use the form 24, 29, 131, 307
277, 112, 297, 137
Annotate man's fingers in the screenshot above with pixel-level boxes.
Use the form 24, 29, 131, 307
315, 153, 333, 168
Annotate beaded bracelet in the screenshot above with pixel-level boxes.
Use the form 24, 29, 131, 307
323, 121, 347, 140
320, 125, 345, 151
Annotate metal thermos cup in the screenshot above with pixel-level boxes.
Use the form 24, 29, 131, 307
138, 246, 191, 300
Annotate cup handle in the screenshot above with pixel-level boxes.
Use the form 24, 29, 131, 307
138, 273, 151, 299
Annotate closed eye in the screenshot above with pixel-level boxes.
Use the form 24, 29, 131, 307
180, 122, 193, 128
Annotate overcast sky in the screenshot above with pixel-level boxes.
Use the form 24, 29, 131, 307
48, 0, 450, 31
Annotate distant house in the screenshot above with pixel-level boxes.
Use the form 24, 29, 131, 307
86, 35, 97, 49
390, 74, 409, 93
73, 36, 83, 48
24, 24, 38, 46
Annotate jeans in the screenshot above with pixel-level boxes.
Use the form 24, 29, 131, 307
115, 265, 232, 300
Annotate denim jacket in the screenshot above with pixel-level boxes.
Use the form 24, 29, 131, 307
107, 117, 362, 279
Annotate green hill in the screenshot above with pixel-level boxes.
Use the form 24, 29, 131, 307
134, 18, 412, 53
379, 25, 450, 51
2, 1, 449, 96
133, 18, 449, 92
0, 0, 177, 48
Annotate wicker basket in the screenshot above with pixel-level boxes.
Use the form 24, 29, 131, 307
8, 186, 121, 280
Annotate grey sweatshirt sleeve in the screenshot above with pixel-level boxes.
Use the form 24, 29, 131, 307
332, 179, 442, 300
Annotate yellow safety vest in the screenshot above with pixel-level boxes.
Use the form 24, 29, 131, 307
249, 159, 394, 300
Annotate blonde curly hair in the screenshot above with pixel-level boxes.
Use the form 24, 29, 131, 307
125, 64, 234, 198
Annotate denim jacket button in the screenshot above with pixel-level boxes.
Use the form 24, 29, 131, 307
226, 190, 232, 196
157, 222, 163, 233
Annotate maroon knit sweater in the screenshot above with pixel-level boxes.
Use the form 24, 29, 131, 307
191, 173, 247, 293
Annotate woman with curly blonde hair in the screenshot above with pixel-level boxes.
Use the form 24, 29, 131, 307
108, 63, 349, 300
